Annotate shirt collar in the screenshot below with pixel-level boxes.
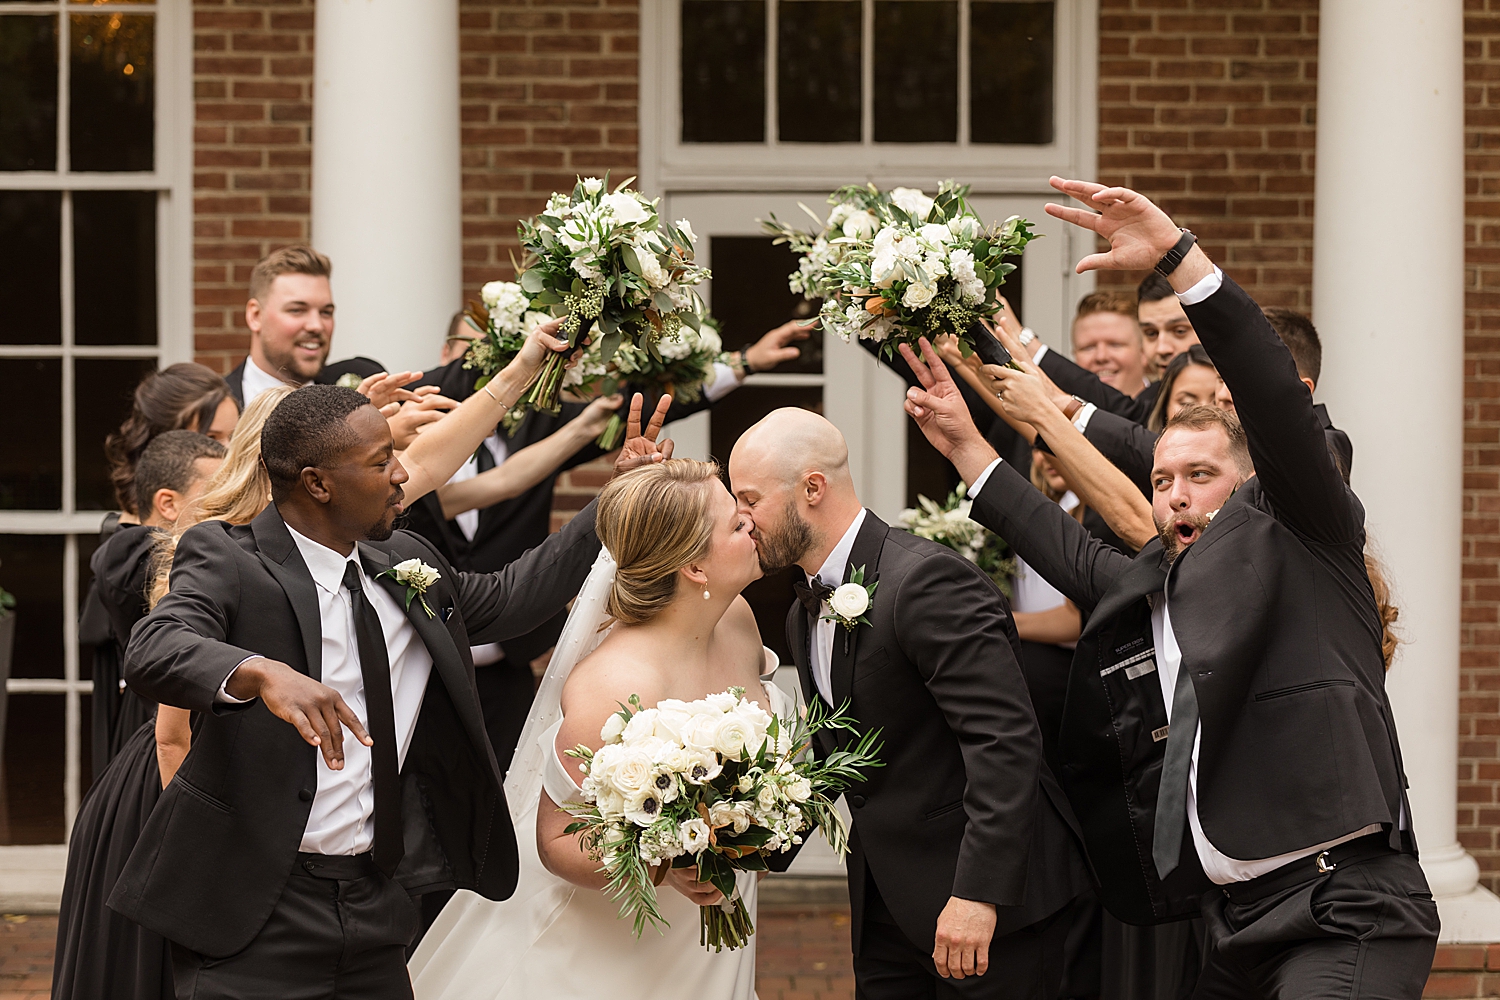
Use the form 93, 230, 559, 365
241, 354, 309, 406
285, 522, 360, 597
809, 508, 867, 589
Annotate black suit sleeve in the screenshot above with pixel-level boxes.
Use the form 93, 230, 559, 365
1039, 349, 1152, 424
1079, 408, 1157, 495
893, 553, 1042, 906
123, 523, 260, 715
457, 500, 603, 644
1184, 275, 1360, 545
968, 460, 1136, 616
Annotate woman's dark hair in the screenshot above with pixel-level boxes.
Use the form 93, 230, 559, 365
1147, 343, 1217, 433
105, 363, 234, 515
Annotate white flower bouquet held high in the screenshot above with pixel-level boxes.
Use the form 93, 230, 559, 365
762, 182, 1036, 360
562, 687, 883, 951
459, 280, 555, 391
513, 175, 710, 413
899, 482, 1016, 596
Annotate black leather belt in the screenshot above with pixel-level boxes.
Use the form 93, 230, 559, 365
1220, 833, 1395, 904
294, 851, 380, 880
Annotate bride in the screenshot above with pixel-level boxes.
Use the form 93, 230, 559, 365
410, 458, 794, 999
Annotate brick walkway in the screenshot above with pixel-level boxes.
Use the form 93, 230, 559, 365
0, 909, 855, 1000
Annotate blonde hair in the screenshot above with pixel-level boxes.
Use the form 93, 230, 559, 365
1365, 547, 1401, 672
148, 385, 293, 607
596, 459, 721, 626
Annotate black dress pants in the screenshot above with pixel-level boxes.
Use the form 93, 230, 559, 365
170, 854, 418, 1000
1191, 849, 1438, 1000
854, 873, 1070, 1000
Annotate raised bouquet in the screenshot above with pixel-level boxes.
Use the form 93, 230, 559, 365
563, 315, 727, 449
563, 687, 882, 951
459, 279, 555, 391
512, 176, 710, 413
900, 481, 1016, 595
763, 181, 1035, 360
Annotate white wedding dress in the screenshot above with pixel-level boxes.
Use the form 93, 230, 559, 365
409, 550, 794, 1000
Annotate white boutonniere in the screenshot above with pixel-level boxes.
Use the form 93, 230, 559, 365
335, 372, 363, 389
822, 566, 878, 652
379, 558, 441, 618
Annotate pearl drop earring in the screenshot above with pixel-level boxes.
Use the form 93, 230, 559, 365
703, 587, 711, 600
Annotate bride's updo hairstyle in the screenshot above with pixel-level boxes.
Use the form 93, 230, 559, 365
596, 458, 721, 626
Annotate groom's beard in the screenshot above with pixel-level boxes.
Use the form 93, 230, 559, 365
753, 507, 814, 574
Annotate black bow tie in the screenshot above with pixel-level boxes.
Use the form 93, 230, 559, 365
793, 578, 834, 617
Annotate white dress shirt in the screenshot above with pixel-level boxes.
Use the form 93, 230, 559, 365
239, 354, 306, 407
285, 527, 435, 856
1011, 492, 1078, 648
440, 433, 511, 667
805, 509, 867, 706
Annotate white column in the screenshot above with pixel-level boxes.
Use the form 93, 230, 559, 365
312, 0, 461, 374
1313, 0, 1492, 941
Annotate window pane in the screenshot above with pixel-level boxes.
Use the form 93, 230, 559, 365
708, 235, 822, 374
0, 15, 58, 170
971, 1, 1054, 145
0, 359, 62, 509
873, 1, 957, 143
74, 191, 158, 345
70, 12, 153, 172
0, 695, 65, 844
0, 191, 62, 345
0, 534, 64, 680
681, 0, 765, 143
777, 1, 861, 143
76, 357, 157, 510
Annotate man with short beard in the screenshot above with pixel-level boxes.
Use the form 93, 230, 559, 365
900, 178, 1435, 1000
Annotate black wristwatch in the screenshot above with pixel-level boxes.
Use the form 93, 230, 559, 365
1154, 228, 1197, 277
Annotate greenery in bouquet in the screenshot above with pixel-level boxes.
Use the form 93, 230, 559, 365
460, 279, 555, 390
513, 175, 710, 413
563, 688, 882, 951
563, 314, 727, 450
763, 181, 1036, 360
900, 482, 1016, 596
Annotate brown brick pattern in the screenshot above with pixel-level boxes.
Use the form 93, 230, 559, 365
1094, 0, 1318, 308
192, 1, 317, 375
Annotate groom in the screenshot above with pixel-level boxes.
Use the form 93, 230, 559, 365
111, 385, 670, 999
730, 408, 1091, 999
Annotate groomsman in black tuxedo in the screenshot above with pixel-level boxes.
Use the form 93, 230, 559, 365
902, 178, 1437, 1000
730, 408, 1091, 999
109, 382, 669, 998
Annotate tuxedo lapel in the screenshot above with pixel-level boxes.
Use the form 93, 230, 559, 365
251, 505, 323, 682
1080, 540, 1170, 642
831, 513, 889, 710
359, 542, 493, 769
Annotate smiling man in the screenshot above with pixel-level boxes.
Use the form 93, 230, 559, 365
900, 178, 1436, 1000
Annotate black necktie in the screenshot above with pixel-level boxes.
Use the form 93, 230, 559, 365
342, 561, 404, 876
792, 578, 834, 617
1152, 656, 1199, 880
475, 441, 496, 473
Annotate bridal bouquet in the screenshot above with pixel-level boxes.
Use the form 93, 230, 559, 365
562, 315, 727, 450
762, 181, 1036, 360
513, 175, 710, 413
563, 687, 882, 951
900, 482, 1016, 595
460, 280, 554, 390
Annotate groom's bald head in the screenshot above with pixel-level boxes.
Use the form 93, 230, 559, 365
730, 407, 863, 575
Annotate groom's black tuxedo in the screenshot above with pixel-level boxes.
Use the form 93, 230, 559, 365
780, 515, 1091, 975
109, 502, 602, 959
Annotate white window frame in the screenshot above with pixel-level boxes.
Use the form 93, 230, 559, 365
0, 0, 193, 850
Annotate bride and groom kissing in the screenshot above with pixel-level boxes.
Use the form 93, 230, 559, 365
113, 371, 1088, 1000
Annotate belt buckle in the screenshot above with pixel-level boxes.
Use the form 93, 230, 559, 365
1315, 850, 1337, 874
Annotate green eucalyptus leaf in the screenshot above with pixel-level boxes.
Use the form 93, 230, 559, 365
520, 270, 546, 293
621, 244, 644, 277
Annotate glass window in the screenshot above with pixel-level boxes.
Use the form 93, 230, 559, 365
73, 190, 158, 346
681, 0, 766, 143
872, 1, 957, 143
69, 12, 154, 172
707, 236, 822, 374
0, 15, 59, 171
0, 359, 63, 511
0, 535, 65, 681
777, 1, 862, 143
971, 1, 1054, 145
1, 695, 66, 844
75, 358, 157, 511
0, 191, 62, 346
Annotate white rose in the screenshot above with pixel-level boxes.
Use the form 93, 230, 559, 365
581, 176, 604, 195
734, 699, 772, 734
572, 257, 603, 281
607, 747, 656, 796
891, 187, 935, 221
949, 215, 980, 240
600, 191, 649, 225
786, 775, 813, 803
829, 582, 870, 619
711, 714, 755, 759
675, 218, 697, 243
621, 708, 660, 745
679, 817, 712, 854
599, 712, 626, 744
678, 713, 720, 752
635, 249, 667, 288
703, 691, 738, 714
756, 784, 778, 812
918, 223, 953, 247
595, 785, 626, 820
843, 210, 878, 240
653, 706, 691, 742
902, 280, 937, 310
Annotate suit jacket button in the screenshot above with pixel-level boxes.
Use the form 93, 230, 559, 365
298, 789, 313, 802
848, 794, 866, 808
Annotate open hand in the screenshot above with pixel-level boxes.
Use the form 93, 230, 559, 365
744, 319, 814, 372
932, 896, 996, 979
1044, 177, 1184, 274
576, 393, 625, 439
357, 370, 424, 410
663, 864, 725, 906
387, 388, 459, 449
612, 393, 675, 474
225, 657, 372, 771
